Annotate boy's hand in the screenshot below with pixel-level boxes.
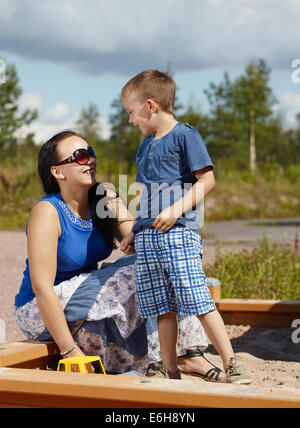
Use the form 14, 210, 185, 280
152, 205, 181, 233
120, 232, 136, 255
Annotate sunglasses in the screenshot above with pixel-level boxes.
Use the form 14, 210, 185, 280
56, 146, 97, 166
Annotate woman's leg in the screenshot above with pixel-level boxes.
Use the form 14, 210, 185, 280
177, 349, 225, 380
197, 310, 252, 384
197, 310, 234, 370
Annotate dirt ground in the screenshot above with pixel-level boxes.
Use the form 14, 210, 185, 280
0, 230, 299, 390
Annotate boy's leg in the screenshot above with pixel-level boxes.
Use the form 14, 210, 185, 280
197, 310, 234, 370
157, 312, 178, 373
198, 310, 251, 384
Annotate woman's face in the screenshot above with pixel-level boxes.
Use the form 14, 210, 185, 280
54, 136, 97, 188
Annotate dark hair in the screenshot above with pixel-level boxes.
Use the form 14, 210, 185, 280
38, 130, 80, 194
122, 69, 176, 113
39, 133, 119, 249
88, 183, 119, 250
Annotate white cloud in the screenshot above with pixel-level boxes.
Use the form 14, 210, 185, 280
43, 103, 70, 123
99, 118, 112, 140
0, 0, 17, 21
0, 0, 299, 74
16, 100, 111, 144
18, 92, 43, 113
17, 95, 74, 142
16, 115, 77, 144
273, 92, 300, 127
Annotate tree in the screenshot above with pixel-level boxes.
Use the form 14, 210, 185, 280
0, 61, 37, 157
234, 60, 276, 171
205, 72, 241, 165
178, 103, 210, 139
108, 95, 142, 174
283, 113, 300, 166
205, 59, 276, 170
75, 102, 101, 146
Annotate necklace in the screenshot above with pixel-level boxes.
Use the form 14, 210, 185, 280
77, 209, 90, 221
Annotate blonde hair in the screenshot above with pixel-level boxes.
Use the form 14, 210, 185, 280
122, 69, 176, 113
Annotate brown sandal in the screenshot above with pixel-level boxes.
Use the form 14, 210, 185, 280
146, 365, 182, 379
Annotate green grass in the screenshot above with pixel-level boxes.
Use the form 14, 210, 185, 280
0, 165, 300, 230
205, 238, 300, 300
0, 167, 43, 230
1, 165, 299, 301
0, 165, 300, 229
206, 165, 300, 221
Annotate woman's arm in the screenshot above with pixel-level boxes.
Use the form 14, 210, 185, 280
104, 186, 135, 241
102, 186, 136, 254
27, 202, 84, 357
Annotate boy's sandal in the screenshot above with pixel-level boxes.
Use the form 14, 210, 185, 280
225, 357, 252, 385
146, 365, 182, 379
178, 346, 224, 383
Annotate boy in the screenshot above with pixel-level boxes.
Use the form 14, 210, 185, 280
121, 70, 250, 383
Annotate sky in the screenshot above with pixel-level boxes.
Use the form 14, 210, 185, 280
0, 0, 300, 142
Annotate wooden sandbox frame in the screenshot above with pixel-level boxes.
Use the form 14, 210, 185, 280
0, 292, 300, 408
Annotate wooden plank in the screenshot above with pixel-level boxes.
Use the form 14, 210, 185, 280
0, 299, 299, 408
0, 342, 59, 369
1, 300, 299, 370
207, 284, 221, 301
0, 368, 299, 408
216, 299, 300, 313
216, 299, 300, 327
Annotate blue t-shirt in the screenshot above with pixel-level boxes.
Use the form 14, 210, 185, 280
15, 193, 113, 307
132, 122, 213, 234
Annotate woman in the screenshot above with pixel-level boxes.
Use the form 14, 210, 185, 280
14, 130, 223, 380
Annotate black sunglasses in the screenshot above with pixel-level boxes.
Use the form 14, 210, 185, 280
56, 146, 97, 166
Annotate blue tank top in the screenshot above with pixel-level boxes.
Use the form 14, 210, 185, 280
15, 193, 113, 307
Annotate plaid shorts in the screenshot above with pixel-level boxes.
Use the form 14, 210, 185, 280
135, 227, 217, 318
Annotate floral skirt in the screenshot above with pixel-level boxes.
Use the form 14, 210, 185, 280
15, 255, 208, 374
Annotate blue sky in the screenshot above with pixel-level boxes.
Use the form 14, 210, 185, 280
0, 0, 300, 142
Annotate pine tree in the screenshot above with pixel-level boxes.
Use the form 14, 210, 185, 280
0, 61, 37, 157
108, 95, 141, 174
75, 102, 101, 146
205, 59, 276, 170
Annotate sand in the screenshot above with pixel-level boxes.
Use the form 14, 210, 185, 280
0, 230, 299, 390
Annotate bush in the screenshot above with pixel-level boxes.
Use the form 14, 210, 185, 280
0, 167, 43, 230
205, 237, 300, 300
206, 165, 300, 221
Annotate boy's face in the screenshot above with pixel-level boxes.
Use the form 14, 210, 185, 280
122, 92, 156, 136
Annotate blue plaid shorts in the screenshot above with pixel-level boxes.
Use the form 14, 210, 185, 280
134, 227, 217, 318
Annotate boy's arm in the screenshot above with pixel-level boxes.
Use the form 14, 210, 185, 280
152, 166, 215, 232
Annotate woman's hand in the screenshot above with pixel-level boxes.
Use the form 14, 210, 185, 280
61, 345, 87, 372
62, 345, 85, 359
120, 232, 136, 254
